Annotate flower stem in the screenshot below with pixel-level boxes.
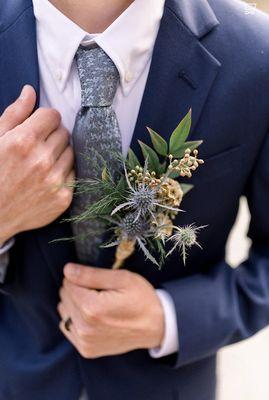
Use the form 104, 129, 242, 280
112, 239, 136, 270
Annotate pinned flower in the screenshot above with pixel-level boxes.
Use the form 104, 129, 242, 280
167, 224, 205, 265
67, 108, 207, 270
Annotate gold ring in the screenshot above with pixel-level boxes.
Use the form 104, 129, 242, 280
64, 317, 72, 332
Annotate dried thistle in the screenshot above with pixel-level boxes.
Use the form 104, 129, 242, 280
167, 224, 205, 265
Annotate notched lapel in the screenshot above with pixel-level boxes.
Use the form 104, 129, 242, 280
131, 0, 221, 157
0, 1, 39, 113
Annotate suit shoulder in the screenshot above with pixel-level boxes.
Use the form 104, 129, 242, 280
209, 0, 269, 46
206, 0, 269, 74
0, 0, 32, 33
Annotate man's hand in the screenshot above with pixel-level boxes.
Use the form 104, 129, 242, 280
58, 263, 165, 359
0, 85, 75, 243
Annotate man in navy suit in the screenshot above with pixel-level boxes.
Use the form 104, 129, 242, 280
1, 0, 269, 399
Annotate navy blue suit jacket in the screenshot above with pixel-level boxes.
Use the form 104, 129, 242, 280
1, 0, 269, 399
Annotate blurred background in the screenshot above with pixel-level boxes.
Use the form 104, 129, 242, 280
255, 0, 269, 11
217, 3, 269, 399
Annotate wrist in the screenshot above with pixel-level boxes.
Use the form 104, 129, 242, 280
0, 226, 17, 245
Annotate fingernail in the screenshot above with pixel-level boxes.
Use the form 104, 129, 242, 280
19, 85, 29, 100
65, 263, 80, 276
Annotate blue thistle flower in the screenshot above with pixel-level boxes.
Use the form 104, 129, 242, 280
166, 224, 206, 265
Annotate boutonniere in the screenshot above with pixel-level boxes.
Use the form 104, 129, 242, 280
69, 109, 206, 269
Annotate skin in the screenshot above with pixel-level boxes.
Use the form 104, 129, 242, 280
48, 0, 134, 32
58, 263, 165, 358
0, 85, 74, 244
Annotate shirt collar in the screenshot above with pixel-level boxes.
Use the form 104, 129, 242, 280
33, 0, 165, 96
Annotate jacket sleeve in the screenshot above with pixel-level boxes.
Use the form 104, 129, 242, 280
162, 131, 269, 368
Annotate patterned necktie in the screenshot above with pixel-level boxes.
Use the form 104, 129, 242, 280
72, 45, 122, 265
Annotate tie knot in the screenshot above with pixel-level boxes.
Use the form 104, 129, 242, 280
76, 46, 119, 107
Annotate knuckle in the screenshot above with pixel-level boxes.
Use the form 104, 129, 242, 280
12, 133, 32, 156
36, 107, 61, 127
48, 108, 61, 125
81, 303, 96, 322
76, 322, 93, 340
58, 188, 73, 208
64, 146, 75, 164
36, 154, 53, 174
76, 326, 88, 340
60, 128, 70, 142
79, 344, 95, 359
44, 172, 60, 188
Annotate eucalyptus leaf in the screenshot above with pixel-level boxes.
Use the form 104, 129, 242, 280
169, 109, 192, 155
138, 140, 160, 172
147, 127, 168, 156
127, 148, 141, 169
172, 140, 203, 158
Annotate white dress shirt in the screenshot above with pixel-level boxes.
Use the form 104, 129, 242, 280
3, 0, 178, 359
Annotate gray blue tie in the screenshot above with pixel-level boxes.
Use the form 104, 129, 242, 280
72, 45, 122, 264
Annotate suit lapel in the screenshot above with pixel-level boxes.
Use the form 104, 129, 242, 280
131, 0, 221, 156
0, 0, 39, 113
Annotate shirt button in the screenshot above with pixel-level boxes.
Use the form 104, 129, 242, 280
125, 71, 133, 83
55, 70, 63, 81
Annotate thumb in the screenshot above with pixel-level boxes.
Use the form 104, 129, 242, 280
0, 85, 37, 136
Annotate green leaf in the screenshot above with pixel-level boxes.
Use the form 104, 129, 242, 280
172, 140, 203, 158
159, 161, 167, 175
127, 148, 141, 169
169, 109, 192, 156
147, 127, 168, 156
168, 170, 181, 179
116, 176, 126, 192
138, 140, 160, 172
181, 183, 194, 195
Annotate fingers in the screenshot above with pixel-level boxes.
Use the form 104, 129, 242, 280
46, 126, 70, 161
58, 288, 80, 332
54, 146, 74, 179
19, 106, 61, 141
59, 319, 80, 350
63, 280, 98, 310
0, 85, 36, 136
66, 169, 75, 185
64, 263, 132, 290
